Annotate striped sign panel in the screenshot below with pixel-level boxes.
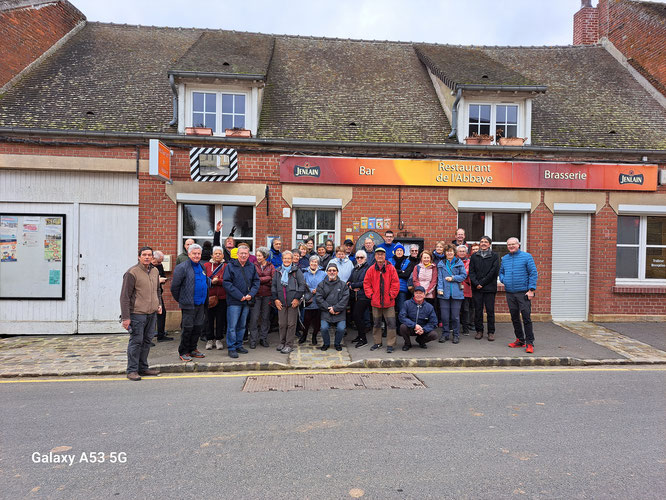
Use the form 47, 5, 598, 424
189, 147, 238, 182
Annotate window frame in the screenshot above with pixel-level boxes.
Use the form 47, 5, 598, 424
457, 210, 528, 258
178, 202, 256, 254
461, 98, 526, 144
185, 86, 253, 137
616, 214, 666, 284
292, 208, 341, 247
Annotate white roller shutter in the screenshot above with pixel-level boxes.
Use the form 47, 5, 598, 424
551, 214, 590, 321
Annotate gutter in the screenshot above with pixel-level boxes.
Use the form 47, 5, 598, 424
167, 70, 266, 81
448, 87, 462, 139
0, 127, 664, 159
458, 84, 547, 93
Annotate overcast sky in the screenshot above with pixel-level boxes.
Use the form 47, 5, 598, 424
67, 0, 616, 46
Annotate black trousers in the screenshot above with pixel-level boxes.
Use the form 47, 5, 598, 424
472, 291, 496, 334
399, 324, 438, 346
155, 296, 167, 338
206, 299, 227, 340
352, 296, 371, 341
506, 291, 534, 345
179, 304, 206, 355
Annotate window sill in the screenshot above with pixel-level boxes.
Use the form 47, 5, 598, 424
612, 285, 666, 294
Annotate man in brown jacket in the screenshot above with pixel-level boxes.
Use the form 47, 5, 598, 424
120, 246, 162, 381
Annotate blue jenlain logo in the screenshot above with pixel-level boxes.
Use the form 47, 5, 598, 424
293, 163, 320, 178
618, 171, 644, 185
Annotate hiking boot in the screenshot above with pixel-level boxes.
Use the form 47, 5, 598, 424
228, 350, 239, 359
525, 344, 534, 354
259, 339, 269, 347
402, 344, 411, 351
487, 333, 495, 342
508, 339, 525, 348
237, 347, 249, 354
205, 340, 214, 350
127, 372, 141, 381
452, 337, 460, 344
475, 332, 483, 340
249, 341, 257, 349
138, 368, 159, 376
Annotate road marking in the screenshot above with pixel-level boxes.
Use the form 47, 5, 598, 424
1, 366, 664, 384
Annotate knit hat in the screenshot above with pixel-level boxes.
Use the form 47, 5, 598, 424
326, 262, 338, 271
393, 243, 405, 255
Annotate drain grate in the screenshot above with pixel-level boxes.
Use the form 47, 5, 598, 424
242, 373, 426, 392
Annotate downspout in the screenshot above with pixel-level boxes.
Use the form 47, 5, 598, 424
168, 74, 178, 127
448, 87, 462, 139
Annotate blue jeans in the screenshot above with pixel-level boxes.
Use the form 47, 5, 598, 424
226, 304, 250, 352
439, 298, 463, 339
320, 319, 346, 347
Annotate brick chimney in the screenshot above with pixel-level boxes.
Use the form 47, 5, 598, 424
573, 0, 600, 45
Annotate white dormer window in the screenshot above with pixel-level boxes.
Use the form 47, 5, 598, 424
459, 97, 531, 144
182, 84, 259, 137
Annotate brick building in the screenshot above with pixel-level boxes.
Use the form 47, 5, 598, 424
0, 0, 665, 334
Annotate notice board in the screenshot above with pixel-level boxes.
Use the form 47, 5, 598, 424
0, 213, 66, 300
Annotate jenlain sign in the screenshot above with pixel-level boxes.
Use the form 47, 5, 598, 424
293, 162, 320, 178
618, 171, 644, 185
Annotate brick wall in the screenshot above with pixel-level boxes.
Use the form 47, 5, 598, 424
0, 1, 85, 88
573, 6, 599, 45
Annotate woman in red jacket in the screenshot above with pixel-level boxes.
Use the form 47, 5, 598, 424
204, 246, 227, 350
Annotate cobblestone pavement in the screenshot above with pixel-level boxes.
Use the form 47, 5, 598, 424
556, 322, 666, 362
1, 322, 665, 377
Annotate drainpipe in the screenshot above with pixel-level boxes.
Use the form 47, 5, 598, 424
448, 87, 462, 139
168, 74, 178, 127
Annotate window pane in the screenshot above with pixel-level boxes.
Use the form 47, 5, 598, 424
458, 212, 485, 242
222, 114, 233, 131
193, 92, 204, 112
235, 238, 254, 252
645, 247, 666, 279
235, 115, 245, 129
496, 105, 506, 123
492, 213, 521, 243
646, 216, 666, 245
469, 105, 479, 122
192, 113, 204, 127
480, 105, 491, 123
204, 114, 216, 131
317, 231, 335, 245
616, 246, 639, 278
317, 210, 335, 230
505, 125, 517, 138
223, 205, 253, 238
617, 216, 640, 244
222, 94, 233, 113
182, 204, 214, 237
506, 105, 518, 123
205, 93, 216, 112
234, 94, 245, 113
480, 124, 490, 135
296, 210, 315, 229
494, 243, 510, 261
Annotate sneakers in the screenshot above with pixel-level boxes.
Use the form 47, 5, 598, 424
216, 340, 224, 350
386, 346, 394, 354
525, 344, 534, 354
370, 343, 382, 351
355, 339, 368, 348
190, 350, 205, 358
228, 350, 239, 359
281, 346, 293, 354
205, 340, 214, 350
127, 372, 141, 381
438, 335, 449, 343
452, 337, 460, 344
179, 353, 192, 362
276, 344, 285, 352
508, 339, 525, 348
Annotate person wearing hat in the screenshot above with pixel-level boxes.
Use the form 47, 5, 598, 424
398, 286, 438, 350
363, 247, 400, 353
315, 262, 349, 351
389, 242, 414, 339
343, 239, 356, 264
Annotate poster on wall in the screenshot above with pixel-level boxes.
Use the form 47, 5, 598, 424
0, 213, 66, 300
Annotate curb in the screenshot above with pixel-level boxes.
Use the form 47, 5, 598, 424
2, 356, 665, 378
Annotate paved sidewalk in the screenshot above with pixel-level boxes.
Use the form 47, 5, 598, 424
1, 322, 664, 378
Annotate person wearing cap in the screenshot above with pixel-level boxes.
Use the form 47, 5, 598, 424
363, 247, 400, 353
315, 262, 349, 351
398, 286, 438, 350
330, 245, 354, 283
343, 239, 356, 264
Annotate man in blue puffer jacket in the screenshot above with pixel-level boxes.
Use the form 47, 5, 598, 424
499, 237, 538, 353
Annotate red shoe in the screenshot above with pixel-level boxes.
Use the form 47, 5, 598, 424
525, 344, 534, 354
508, 339, 525, 348
190, 350, 205, 358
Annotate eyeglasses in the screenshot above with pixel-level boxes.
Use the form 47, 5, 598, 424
327, 269, 337, 273
410, 249, 419, 253
356, 256, 365, 259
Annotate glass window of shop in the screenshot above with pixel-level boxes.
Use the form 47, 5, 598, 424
294, 209, 338, 245
181, 204, 254, 251
616, 215, 666, 281
458, 211, 525, 260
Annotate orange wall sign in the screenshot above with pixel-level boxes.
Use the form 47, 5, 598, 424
149, 139, 171, 182
280, 155, 658, 191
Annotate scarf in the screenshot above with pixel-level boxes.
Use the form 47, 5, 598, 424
479, 249, 492, 258
393, 255, 407, 269
375, 262, 386, 307
280, 264, 292, 286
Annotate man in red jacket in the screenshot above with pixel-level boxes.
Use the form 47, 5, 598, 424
363, 247, 400, 353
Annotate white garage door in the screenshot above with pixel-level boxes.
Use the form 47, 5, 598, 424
551, 214, 590, 321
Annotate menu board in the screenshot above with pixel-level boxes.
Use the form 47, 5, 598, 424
0, 214, 66, 299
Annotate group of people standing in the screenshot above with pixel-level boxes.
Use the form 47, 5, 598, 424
119, 226, 538, 381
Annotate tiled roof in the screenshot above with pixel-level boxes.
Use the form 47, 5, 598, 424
257, 36, 452, 143
415, 44, 538, 88
0, 23, 200, 133
171, 30, 274, 76
0, 22, 664, 149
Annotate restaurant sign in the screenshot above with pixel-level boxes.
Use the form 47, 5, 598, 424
280, 156, 658, 191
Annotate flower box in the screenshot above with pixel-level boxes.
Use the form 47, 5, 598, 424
498, 137, 525, 146
465, 136, 493, 145
185, 127, 213, 136
225, 128, 252, 138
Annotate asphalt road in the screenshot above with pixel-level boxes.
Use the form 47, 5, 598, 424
1, 367, 664, 499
